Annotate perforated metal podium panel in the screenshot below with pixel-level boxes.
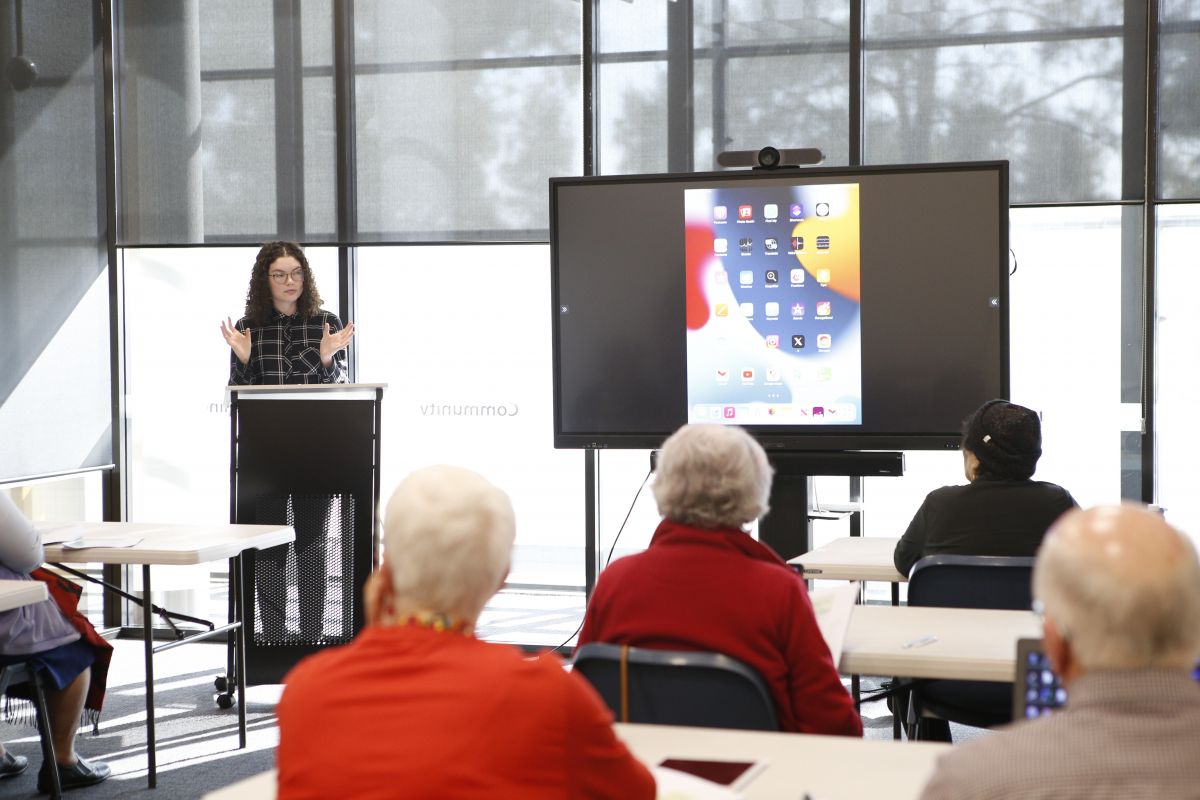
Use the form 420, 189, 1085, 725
253, 493, 356, 646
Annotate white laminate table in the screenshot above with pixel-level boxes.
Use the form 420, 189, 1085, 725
789, 536, 905, 605
789, 536, 905, 582
202, 724, 952, 800
617, 722, 949, 800
840, 604, 1041, 682
36, 521, 295, 789
0, 578, 48, 612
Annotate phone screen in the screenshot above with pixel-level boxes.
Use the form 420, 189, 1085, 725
658, 757, 761, 787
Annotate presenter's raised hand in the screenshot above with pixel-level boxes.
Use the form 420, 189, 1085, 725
320, 321, 355, 368
221, 317, 252, 365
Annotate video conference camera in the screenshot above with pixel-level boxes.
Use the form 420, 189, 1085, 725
716, 146, 825, 171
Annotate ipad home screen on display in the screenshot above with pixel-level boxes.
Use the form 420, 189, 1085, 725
550, 161, 1008, 451
684, 184, 861, 427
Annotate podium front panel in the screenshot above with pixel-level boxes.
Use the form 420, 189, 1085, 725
232, 393, 380, 684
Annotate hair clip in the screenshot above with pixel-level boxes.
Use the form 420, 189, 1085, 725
983, 434, 992, 443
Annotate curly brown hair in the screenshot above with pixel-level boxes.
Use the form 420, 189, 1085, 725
244, 241, 325, 325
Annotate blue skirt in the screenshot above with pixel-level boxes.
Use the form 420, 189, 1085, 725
0, 638, 95, 691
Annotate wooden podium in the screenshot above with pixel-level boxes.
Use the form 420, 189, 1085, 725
228, 383, 384, 684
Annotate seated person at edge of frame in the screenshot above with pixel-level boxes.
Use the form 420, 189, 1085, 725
275, 466, 655, 800
920, 504, 1200, 800
577, 423, 863, 736
219, 239, 355, 386
0, 494, 111, 792
893, 399, 1077, 578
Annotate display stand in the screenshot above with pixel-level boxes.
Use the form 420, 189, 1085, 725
757, 451, 904, 561
228, 383, 385, 685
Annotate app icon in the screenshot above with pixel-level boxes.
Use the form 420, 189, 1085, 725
715, 368, 729, 381
764, 237, 778, 252
817, 333, 832, 349
816, 300, 831, 317
714, 238, 727, 254
767, 406, 778, 416
739, 238, 753, 254
723, 406, 736, 419
815, 202, 830, 217
817, 235, 831, 250
789, 203, 803, 219
714, 269, 728, 284
791, 302, 805, 318
790, 236, 804, 251
765, 270, 779, 286
713, 205, 727, 221
792, 334, 806, 349
765, 302, 780, 318
790, 268, 805, 285
817, 268, 831, 284
693, 405, 709, 419
813, 406, 825, 417
741, 368, 755, 382
740, 302, 754, 317
738, 205, 753, 220
739, 270, 753, 286
765, 334, 780, 348
766, 368, 780, 381
763, 203, 778, 219
715, 303, 729, 317
818, 367, 832, 381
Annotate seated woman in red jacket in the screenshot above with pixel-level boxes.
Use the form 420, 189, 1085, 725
276, 466, 655, 800
577, 424, 862, 736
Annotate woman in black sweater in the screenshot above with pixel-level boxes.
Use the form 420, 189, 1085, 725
893, 400, 1077, 578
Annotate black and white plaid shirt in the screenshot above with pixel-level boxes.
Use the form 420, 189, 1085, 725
229, 309, 348, 385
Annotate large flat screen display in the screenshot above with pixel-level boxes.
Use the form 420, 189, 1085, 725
550, 162, 1009, 451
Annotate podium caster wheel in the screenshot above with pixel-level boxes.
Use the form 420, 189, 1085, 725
216, 693, 234, 709
214, 676, 229, 692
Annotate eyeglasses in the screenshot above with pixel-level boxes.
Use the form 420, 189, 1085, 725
269, 268, 305, 284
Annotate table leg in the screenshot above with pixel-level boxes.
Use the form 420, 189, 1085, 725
851, 674, 860, 708
233, 553, 248, 748
142, 565, 156, 788
892, 581, 899, 607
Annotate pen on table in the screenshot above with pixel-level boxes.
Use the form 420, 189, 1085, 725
902, 634, 938, 649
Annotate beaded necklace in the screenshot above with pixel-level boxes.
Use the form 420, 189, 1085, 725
397, 610, 471, 635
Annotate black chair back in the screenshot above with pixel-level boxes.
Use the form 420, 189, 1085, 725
572, 642, 780, 731
907, 554, 1036, 611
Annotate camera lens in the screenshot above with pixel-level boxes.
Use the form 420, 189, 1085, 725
8, 56, 38, 92
757, 147, 780, 168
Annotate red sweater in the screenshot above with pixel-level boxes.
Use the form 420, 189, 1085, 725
578, 519, 862, 736
276, 625, 655, 800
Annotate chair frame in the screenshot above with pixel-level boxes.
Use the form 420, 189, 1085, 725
904, 554, 1037, 739
572, 642, 780, 731
0, 661, 62, 798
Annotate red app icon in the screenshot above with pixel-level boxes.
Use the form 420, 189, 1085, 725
738, 205, 753, 220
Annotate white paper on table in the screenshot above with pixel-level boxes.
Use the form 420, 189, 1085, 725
809, 581, 859, 664
61, 536, 143, 550
652, 766, 745, 800
35, 523, 95, 545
